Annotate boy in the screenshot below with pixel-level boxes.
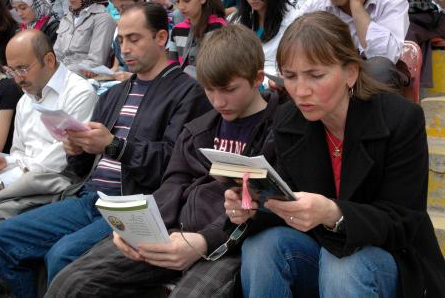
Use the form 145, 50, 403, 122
46, 24, 280, 298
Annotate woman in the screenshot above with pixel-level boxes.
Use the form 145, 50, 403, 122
168, 0, 226, 67
11, 0, 59, 44
0, 1, 18, 66
0, 69, 22, 153
225, 11, 445, 298
54, 0, 116, 71
235, 0, 297, 83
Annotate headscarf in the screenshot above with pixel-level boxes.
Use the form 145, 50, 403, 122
69, 0, 96, 17
12, 0, 53, 29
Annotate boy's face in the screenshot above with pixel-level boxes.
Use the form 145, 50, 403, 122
204, 73, 264, 121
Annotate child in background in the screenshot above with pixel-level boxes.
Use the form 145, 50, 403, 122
168, 0, 226, 67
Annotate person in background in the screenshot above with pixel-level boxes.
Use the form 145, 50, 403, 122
0, 1, 18, 66
54, 0, 116, 72
168, 0, 226, 67
0, 68, 22, 154
225, 11, 445, 298
11, 0, 60, 44
0, 4, 210, 297
234, 0, 298, 87
406, 0, 445, 88
295, 0, 409, 91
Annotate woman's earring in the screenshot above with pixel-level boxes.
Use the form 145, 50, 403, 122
348, 86, 354, 98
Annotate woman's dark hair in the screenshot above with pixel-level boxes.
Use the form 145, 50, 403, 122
194, 0, 225, 40
0, 1, 17, 32
237, 0, 293, 43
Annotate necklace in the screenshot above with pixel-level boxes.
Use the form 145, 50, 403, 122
324, 127, 343, 158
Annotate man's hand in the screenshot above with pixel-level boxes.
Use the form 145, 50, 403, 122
0, 156, 7, 171
62, 138, 84, 156
137, 232, 207, 271
113, 71, 133, 81
66, 122, 114, 155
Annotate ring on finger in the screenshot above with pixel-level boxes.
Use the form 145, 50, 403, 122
290, 216, 294, 222
232, 209, 236, 215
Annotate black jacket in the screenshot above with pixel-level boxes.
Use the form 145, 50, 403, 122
268, 93, 445, 298
65, 64, 211, 195
41, 16, 60, 45
153, 92, 280, 253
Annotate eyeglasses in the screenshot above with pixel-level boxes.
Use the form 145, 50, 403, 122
2, 60, 39, 78
180, 222, 248, 261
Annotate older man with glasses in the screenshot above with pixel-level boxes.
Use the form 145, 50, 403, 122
0, 29, 97, 217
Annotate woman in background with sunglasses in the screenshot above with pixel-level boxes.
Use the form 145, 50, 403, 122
225, 11, 445, 298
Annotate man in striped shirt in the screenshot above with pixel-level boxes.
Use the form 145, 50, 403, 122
0, 3, 211, 297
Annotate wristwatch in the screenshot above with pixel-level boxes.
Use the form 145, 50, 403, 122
104, 136, 121, 159
324, 216, 345, 233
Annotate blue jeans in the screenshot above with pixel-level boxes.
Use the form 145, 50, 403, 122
241, 226, 320, 298
0, 191, 111, 298
241, 226, 400, 298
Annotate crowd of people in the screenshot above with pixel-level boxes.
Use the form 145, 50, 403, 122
0, 0, 445, 298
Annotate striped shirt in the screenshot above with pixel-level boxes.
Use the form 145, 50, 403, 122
168, 15, 226, 66
408, 0, 438, 12
83, 78, 151, 195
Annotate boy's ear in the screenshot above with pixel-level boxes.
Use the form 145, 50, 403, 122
253, 70, 265, 88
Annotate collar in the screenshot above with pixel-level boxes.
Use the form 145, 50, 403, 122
41, 63, 68, 99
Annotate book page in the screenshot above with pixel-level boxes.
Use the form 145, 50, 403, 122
199, 148, 295, 199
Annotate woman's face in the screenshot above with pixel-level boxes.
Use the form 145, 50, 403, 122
12, 2, 36, 24
247, 0, 267, 13
281, 49, 358, 125
70, 0, 82, 10
177, 0, 205, 23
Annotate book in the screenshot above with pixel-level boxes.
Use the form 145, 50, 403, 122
32, 104, 90, 141
95, 192, 170, 249
199, 148, 296, 204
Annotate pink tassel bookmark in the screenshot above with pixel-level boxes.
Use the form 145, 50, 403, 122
241, 172, 253, 210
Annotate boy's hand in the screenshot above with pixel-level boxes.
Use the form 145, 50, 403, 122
113, 71, 133, 81
137, 233, 207, 271
0, 156, 7, 171
224, 188, 258, 224
66, 122, 114, 154
113, 232, 144, 261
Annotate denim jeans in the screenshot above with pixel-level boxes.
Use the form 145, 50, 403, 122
0, 191, 111, 298
241, 226, 400, 298
241, 226, 320, 298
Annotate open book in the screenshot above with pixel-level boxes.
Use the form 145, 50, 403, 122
95, 192, 170, 249
199, 148, 296, 203
32, 104, 90, 141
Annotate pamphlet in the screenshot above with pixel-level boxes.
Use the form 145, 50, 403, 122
32, 104, 90, 141
95, 192, 170, 249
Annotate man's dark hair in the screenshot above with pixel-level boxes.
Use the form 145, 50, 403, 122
121, 2, 169, 36
30, 30, 56, 64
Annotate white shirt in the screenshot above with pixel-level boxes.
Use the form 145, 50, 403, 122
296, 0, 409, 63
9, 63, 98, 174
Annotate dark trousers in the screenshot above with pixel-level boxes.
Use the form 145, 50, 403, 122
45, 236, 241, 298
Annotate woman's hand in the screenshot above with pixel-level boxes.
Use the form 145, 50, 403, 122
224, 188, 258, 225
264, 192, 343, 232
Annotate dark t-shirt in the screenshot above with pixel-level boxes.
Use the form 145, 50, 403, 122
214, 110, 265, 154
0, 78, 22, 153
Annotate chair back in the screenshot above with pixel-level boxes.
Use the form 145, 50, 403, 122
400, 40, 422, 103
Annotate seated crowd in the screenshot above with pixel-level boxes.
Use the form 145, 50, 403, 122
0, 0, 445, 298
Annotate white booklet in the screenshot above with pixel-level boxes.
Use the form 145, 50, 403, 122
32, 104, 90, 141
78, 63, 114, 76
95, 192, 170, 249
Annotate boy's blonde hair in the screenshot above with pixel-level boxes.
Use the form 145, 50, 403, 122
197, 24, 264, 88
